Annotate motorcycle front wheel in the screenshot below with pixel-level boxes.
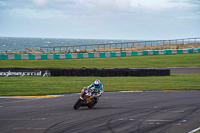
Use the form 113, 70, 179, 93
74, 98, 82, 110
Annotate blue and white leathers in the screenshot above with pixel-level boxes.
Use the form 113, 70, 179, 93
87, 82, 104, 97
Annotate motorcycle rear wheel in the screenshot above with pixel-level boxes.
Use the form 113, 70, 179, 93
88, 100, 98, 109
74, 98, 82, 110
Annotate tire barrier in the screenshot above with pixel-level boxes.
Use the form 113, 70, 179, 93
46, 68, 171, 77
0, 48, 200, 60
0, 68, 170, 77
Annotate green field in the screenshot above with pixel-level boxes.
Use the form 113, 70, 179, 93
0, 53, 200, 96
0, 53, 200, 69
0, 73, 200, 96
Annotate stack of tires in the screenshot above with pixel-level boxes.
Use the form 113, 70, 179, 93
48, 68, 170, 77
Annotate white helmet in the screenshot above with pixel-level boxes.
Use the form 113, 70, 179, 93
94, 80, 100, 88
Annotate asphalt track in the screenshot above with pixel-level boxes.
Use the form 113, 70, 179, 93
0, 67, 200, 133
167, 67, 200, 73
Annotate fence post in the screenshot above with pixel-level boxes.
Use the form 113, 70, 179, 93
23, 37, 199, 54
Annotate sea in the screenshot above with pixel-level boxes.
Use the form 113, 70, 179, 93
0, 37, 198, 53
0, 37, 140, 53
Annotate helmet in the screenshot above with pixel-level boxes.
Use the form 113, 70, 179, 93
93, 80, 100, 88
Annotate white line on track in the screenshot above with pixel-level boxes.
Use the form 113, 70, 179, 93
146, 120, 172, 122
0, 96, 42, 99
118, 119, 187, 123
0, 99, 39, 105
0, 96, 44, 105
188, 127, 200, 133
0, 118, 46, 121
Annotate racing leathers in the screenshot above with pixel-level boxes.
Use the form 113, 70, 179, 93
87, 82, 104, 98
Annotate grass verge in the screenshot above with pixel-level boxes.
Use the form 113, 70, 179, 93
0, 73, 199, 96
0, 53, 200, 69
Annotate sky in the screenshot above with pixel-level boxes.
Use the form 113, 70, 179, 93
0, 0, 199, 40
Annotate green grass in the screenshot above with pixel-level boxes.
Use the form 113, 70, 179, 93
0, 53, 200, 69
0, 73, 200, 96
0, 53, 200, 96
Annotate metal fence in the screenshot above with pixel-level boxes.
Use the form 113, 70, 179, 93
25, 37, 200, 53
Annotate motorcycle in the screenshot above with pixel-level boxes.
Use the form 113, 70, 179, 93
74, 87, 99, 110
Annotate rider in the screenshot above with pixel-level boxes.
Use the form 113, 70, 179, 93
87, 79, 104, 102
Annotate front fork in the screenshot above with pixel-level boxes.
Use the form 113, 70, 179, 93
80, 96, 84, 100
80, 95, 88, 105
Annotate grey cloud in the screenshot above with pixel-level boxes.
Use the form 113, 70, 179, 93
187, 0, 200, 5
0, 0, 35, 11
186, 0, 200, 15
1, 0, 199, 20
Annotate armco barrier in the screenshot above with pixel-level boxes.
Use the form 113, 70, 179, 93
0, 48, 200, 60
0, 68, 170, 77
